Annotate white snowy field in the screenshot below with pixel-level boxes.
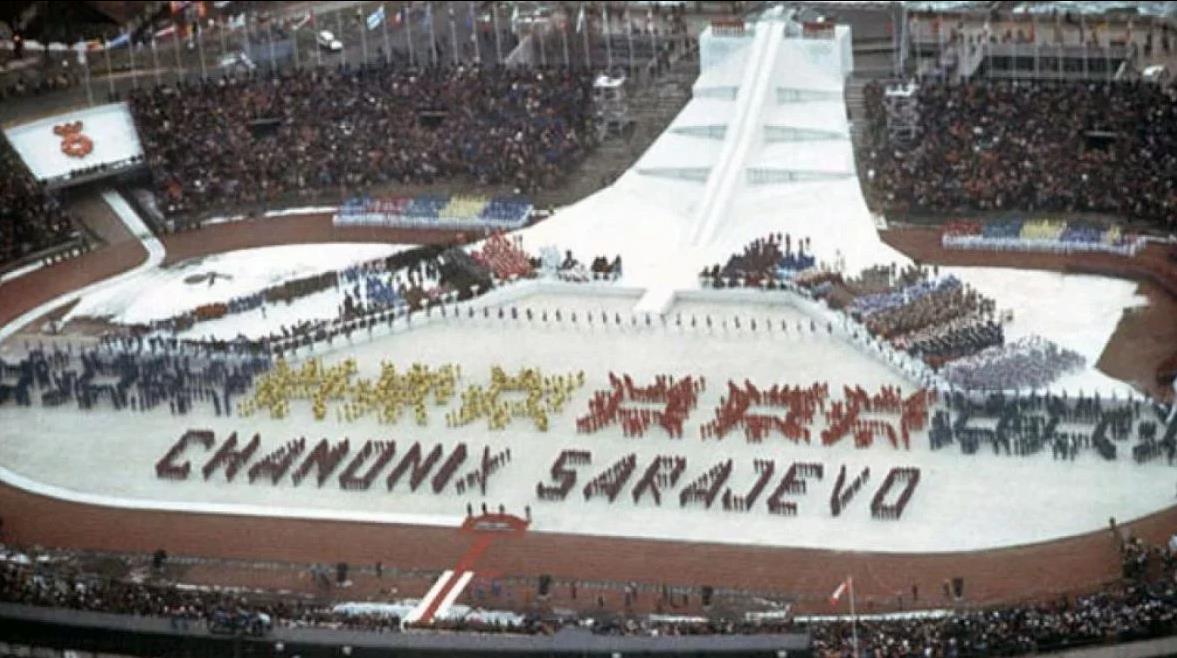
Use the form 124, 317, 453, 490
942, 267, 1147, 397
4, 103, 143, 181
0, 292, 1172, 554
65, 244, 410, 326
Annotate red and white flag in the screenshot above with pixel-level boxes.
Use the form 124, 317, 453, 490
829, 577, 852, 605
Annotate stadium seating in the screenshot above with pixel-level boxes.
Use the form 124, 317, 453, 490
129, 65, 594, 217
0, 134, 81, 268
861, 79, 1177, 229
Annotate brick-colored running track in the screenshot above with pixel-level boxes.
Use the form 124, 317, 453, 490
1, 217, 1174, 614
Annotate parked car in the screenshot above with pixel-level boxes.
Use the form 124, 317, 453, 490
316, 29, 343, 52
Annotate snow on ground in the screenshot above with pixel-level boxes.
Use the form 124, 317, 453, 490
943, 267, 1148, 397
4, 103, 143, 181
65, 244, 410, 325
1, 292, 1172, 553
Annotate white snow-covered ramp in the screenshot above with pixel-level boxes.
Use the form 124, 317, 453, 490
518, 8, 906, 304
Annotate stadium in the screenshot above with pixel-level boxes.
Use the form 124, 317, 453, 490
0, 1, 1175, 656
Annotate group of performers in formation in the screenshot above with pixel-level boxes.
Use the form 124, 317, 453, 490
0, 338, 270, 419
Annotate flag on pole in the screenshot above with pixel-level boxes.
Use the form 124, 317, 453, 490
367, 5, 385, 31
830, 577, 852, 605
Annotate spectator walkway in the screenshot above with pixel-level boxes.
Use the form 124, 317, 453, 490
0, 189, 162, 343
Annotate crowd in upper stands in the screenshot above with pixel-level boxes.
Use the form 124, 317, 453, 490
861, 79, 1177, 227
0, 68, 80, 101
128, 62, 597, 217
0, 134, 78, 267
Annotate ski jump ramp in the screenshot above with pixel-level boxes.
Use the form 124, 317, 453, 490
516, 8, 907, 314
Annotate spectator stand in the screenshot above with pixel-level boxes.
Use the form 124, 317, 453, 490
942, 218, 1146, 257
128, 66, 595, 220
0, 133, 86, 273
860, 80, 1177, 231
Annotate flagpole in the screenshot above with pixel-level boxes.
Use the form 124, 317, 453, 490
1057, 13, 1063, 80
1104, 22, 1111, 81
1081, 14, 1088, 79
314, 12, 322, 67
360, 10, 370, 64
129, 35, 138, 89
337, 10, 346, 67
83, 50, 95, 106
537, 24, 547, 67
448, 7, 458, 65
469, 4, 481, 64
173, 22, 185, 84
912, 15, 921, 79
492, 3, 503, 64
561, 23, 569, 68
983, 23, 990, 79
582, 5, 591, 71
292, 24, 300, 69
625, 9, 634, 74
428, 3, 438, 67
603, 6, 613, 72
266, 19, 276, 74
650, 9, 658, 75
103, 41, 115, 97
849, 576, 859, 658
1032, 14, 1039, 78
197, 23, 208, 79
381, 3, 391, 64
405, 6, 415, 67
242, 14, 251, 62
151, 37, 161, 86
935, 13, 945, 81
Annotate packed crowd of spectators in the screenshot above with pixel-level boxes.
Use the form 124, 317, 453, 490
810, 581, 1177, 657
128, 63, 596, 218
0, 134, 79, 267
0, 548, 402, 633
860, 79, 1177, 228
3, 534, 1176, 654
